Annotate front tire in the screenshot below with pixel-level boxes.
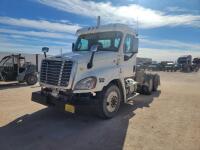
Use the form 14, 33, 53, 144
26, 74, 38, 85
96, 84, 121, 119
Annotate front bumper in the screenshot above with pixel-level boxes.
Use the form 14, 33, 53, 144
32, 91, 70, 111
31, 91, 96, 112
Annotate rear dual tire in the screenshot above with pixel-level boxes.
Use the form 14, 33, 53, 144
142, 74, 159, 95
142, 77, 153, 95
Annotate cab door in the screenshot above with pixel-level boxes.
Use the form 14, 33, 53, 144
121, 34, 138, 78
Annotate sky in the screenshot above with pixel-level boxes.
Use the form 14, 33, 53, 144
0, 0, 199, 61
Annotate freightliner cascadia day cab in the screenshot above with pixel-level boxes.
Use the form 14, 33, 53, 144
32, 23, 160, 119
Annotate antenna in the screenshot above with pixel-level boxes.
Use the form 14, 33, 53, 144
136, 15, 139, 36
136, 0, 139, 36
97, 16, 100, 27
60, 48, 63, 58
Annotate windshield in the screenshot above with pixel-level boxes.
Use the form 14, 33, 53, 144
74, 31, 122, 52
178, 58, 187, 64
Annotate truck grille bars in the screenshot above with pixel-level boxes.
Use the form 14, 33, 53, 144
40, 59, 73, 87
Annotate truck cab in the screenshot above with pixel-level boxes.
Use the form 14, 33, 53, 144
32, 24, 160, 118
177, 55, 192, 72
192, 58, 200, 72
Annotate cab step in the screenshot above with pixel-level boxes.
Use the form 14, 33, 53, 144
126, 92, 140, 102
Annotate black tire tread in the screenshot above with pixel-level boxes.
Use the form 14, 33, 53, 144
26, 74, 38, 85
96, 84, 121, 119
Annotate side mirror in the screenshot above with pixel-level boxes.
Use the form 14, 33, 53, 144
87, 45, 98, 69
90, 45, 98, 52
42, 47, 49, 58
42, 47, 49, 53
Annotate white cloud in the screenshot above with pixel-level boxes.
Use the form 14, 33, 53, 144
0, 16, 78, 54
0, 17, 81, 33
0, 28, 74, 39
0, 36, 71, 55
37, 0, 200, 28
0, 33, 72, 46
165, 6, 199, 14
140, 38, 200, 51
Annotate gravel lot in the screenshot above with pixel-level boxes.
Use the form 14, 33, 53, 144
0, 72, 200, 150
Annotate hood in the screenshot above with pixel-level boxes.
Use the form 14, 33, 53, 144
62, 51, 91, 63
53, 51, 117, 64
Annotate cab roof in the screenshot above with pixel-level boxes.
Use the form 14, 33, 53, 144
76, 23, 137, 36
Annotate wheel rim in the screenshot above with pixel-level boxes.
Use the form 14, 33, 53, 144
106, 91, 119, 112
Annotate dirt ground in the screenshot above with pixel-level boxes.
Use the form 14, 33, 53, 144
0, 72, 200, 150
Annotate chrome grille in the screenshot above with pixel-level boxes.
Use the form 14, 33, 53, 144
40, 59, 73, 86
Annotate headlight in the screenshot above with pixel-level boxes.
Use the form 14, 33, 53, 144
74, 77, 97, 90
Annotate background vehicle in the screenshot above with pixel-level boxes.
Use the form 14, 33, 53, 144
0, 54, 38, 85
163, 61, 178, 72
192, 57, 200, 72
158, 61, 175, 72
147, 63, 160, 71
177, 55, 192, 72
32, 21, 160, 119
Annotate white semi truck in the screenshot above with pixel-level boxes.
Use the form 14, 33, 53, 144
32, 23, 160, 118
